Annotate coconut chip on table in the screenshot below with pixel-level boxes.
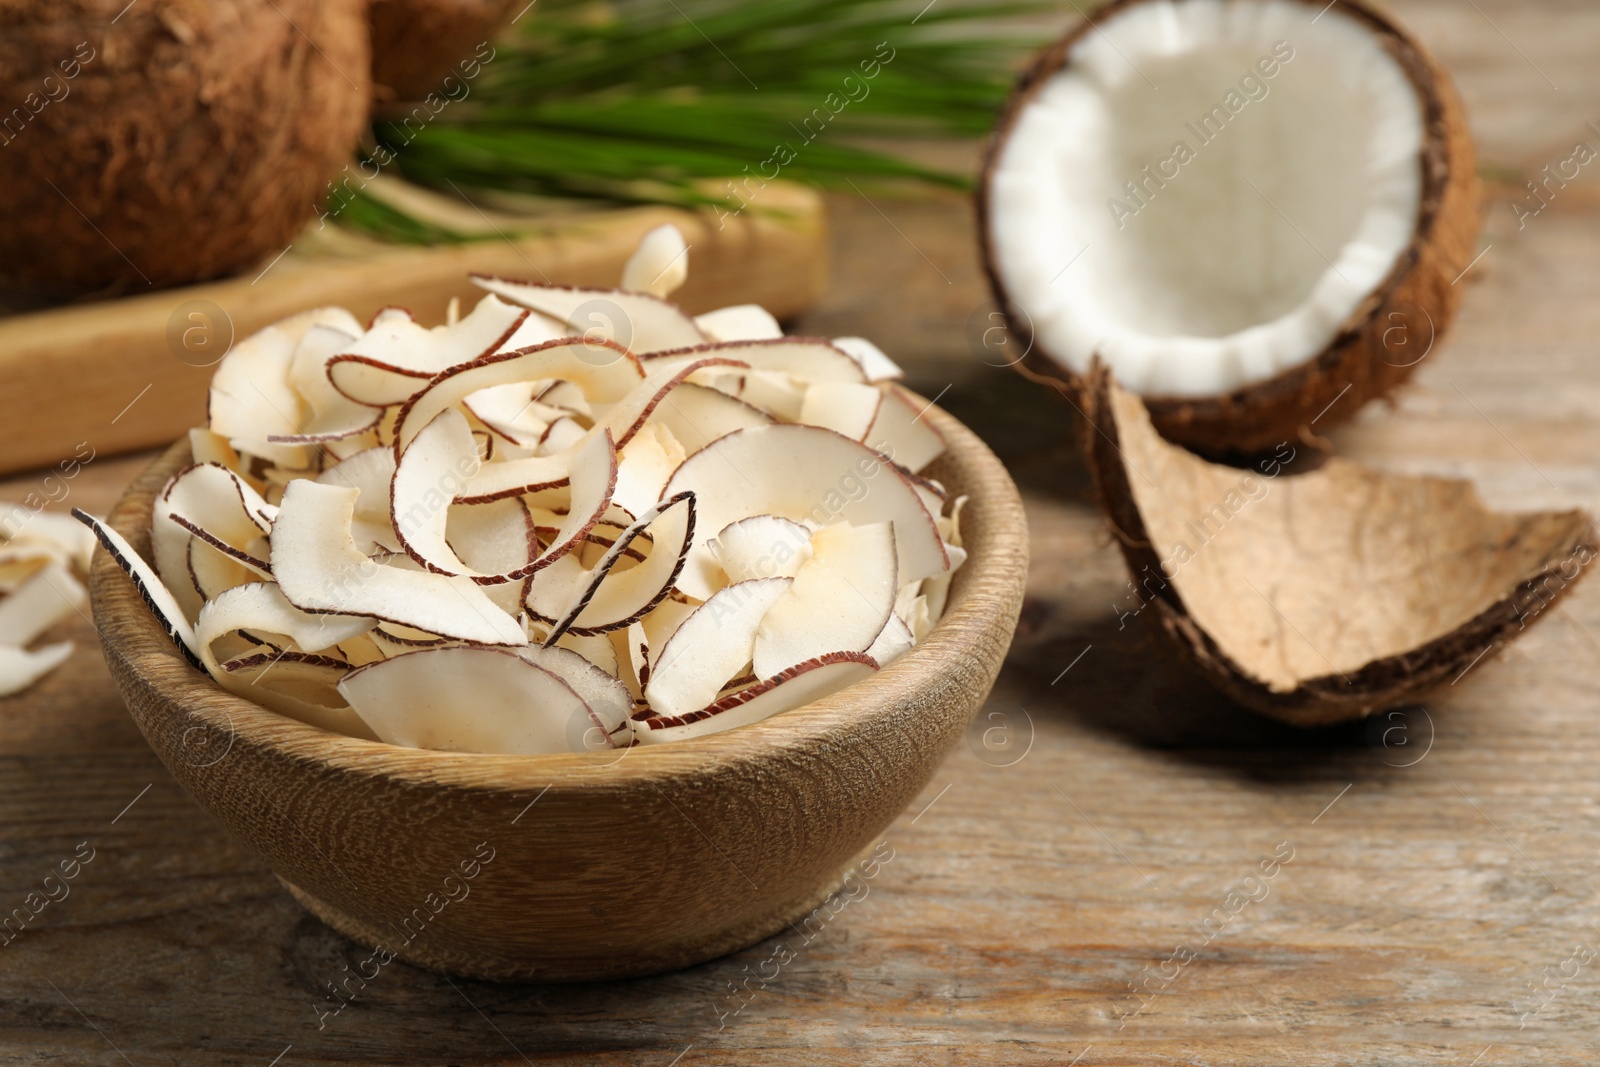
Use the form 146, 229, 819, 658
88, 225, 966, 754
0, 509, 97, 698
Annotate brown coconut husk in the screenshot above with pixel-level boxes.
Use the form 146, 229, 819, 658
368, 0, 520, 104
1082, 366, 1597, 726
978, 0, 1482, 459
0, 0, 369, 296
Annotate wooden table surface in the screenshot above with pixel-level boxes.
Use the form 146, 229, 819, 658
6, 2, 1600, 1062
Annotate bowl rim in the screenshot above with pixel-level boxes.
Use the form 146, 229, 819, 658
90, 398, 1028, 794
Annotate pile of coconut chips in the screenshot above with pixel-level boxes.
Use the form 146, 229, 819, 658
85, 226, 965, 754
0, 513, 96, 697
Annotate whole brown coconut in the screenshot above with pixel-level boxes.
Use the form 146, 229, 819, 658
978, 0, 1481, 457
0, 0, 369, 296
368, 0, 522, 103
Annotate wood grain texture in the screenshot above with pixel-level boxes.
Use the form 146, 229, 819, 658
85, 403, 1026, 982
0, 181, 827, 478
6, 1, 1600, 1062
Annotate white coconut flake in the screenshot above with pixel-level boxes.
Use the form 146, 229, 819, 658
327, 295, 528, 407
694, 304, 784, 343
643, 339, 867, 385
620, 224, 690, 298
394, 337, 643, 452
0, 562, 85, 646
75, 508, 202, 668
390, 408, 481, 576
340, 646, 601, 755
866, 385, 945, 474
545, 492, 695, 640
0, 643, 75, 698
664, 424, 947, 601
752, 522, 897, 679
472, 275, 706, 354
271, 481, 526, 646
318, 446, 401, 554
211, 308, 363, 467
710, 515, 813, 584
832, 336, 905, 382
799, 382, 883, 441
0, 555, 85, 700
196, 581, 378, 738
646, 577, 791, 719
125, 254, 967, 748
634, 653, 878, 744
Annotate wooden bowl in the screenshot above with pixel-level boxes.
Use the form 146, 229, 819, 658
87, 403, 1028, 981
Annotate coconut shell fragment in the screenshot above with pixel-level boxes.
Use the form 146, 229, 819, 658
1084, 369, 1598, 725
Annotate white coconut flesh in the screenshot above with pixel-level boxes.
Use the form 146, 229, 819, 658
318, 447, 401, 554
711, 515, 813, 583
162, 463, 276, 576
471, 275, 706, 353
101, 226, 969, 753
76, 508, 204, 668
634, 654, 880, 745
188, 538, 262, 600
645, 577, 792, 718
694, 304, 784, 343
752, 521, 897, 679
663, 424, 948, 601
1, 510, 95, 575
620, 223, 690, 297
0, 551, 87, 699
0, 562, 84, 647
280, 323, 378, 444
986, 0, 1426, 397
271, 481, 527, 646
196, 581, 379, 738
339, 646, 610, 756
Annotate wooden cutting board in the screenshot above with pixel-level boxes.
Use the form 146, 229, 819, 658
0, 182, 826, 477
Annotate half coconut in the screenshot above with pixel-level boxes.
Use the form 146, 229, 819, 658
979, 0, 1481, 455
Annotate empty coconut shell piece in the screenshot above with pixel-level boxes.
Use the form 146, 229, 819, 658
980, 0, 1481, 456
1084, 369, 1598, 725
0, 0, 369, 294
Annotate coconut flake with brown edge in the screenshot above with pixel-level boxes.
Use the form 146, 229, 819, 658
339, 645, 615, 756
125, 226, 969, 748
271, 480, 526, 646
664, 424, 947, 601
634, 652, 880, 745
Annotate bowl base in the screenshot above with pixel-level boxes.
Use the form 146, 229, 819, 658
278, 839, 882, 983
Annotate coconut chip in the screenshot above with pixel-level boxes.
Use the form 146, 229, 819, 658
0, 558, 86, 698
272, 480, 526, 646
620, 224, 690, 298
339, 646, 612, 755
694, 305, 784, 343
105, 225, 966, 751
